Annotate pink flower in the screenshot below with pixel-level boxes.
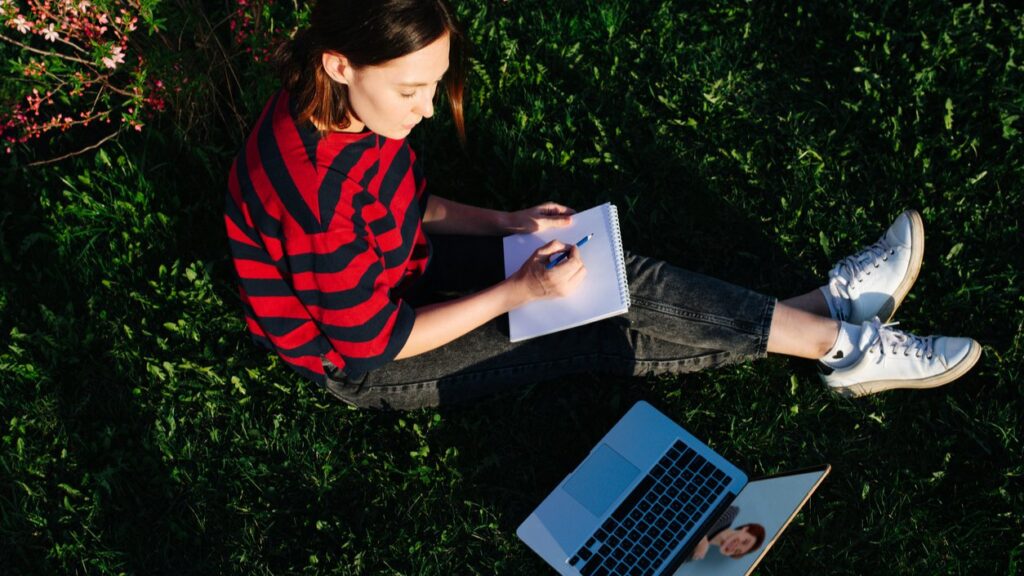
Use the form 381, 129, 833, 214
102, 45, 125, 69
43, 23, 58, 42
77, 0, 90, 12
11, 15, 30, 34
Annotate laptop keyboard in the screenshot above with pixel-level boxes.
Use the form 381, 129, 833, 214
567, 440, 728, 576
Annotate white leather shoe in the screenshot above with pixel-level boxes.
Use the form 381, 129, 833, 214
820, 318, 982, 398
823, 209, 924, 324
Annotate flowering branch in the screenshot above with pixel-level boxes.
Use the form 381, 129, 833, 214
2, 0, 308, 159
1, 0, 160, 155
53, 32, 89, 55
0, 31, 94, 66
26, 128, 120, 166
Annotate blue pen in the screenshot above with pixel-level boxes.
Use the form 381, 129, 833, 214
546, 233, 594, 269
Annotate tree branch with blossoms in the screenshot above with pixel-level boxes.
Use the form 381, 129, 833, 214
0, 30, 92, 64
0, 0, 164, 159
2, 0, 309, 162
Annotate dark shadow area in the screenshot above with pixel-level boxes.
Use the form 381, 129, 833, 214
0, 170, 214, 575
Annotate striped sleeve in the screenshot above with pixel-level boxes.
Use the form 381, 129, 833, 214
288, 220, 417, 377
225, 158, 333, 385
706, 506, 740, 539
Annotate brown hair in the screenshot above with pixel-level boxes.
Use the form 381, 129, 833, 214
274, 0, 466, 143
730, 523, 767, 558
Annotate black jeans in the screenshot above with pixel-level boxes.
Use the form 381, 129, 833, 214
323, 235, 776, 410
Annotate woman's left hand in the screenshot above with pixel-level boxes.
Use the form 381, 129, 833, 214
504, 202, 575, 234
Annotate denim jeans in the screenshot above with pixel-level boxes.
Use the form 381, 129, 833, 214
323, 235, 776, 410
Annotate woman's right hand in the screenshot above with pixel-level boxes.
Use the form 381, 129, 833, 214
510, 240, 587, 304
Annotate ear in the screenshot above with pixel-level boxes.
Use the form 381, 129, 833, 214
322, 52, 354, 85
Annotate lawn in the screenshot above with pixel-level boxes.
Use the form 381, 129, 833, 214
1, 0, 1021, 574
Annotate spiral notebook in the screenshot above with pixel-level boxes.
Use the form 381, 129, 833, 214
503, 203, 631, 342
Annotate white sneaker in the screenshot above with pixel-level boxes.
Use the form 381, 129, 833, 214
823, 209, 924, 324
820, 318, 982, 398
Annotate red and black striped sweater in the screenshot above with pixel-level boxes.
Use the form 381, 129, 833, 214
225, 90, 430, 385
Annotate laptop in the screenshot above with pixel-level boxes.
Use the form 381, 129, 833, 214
517, 401, 830, 576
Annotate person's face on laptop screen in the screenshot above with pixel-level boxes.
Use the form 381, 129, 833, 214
673, 470, 824, 576
718, 525, 762, 558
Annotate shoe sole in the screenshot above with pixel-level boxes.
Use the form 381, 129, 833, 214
831, 339, 983, 398
875, 209, 924, 323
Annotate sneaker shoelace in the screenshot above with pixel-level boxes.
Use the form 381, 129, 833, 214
825, 239, 897, 321
868, 318, 935, 360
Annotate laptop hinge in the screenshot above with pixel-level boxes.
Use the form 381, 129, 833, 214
654, 492, 737, 576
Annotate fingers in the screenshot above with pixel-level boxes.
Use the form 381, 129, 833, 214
536, 239, 568, 257
523, 242, 586, 299
564, 244, 582, 266
538, 242, 580, 270
538, 201, 576, 216
550, 246, 585, 275
536, 202, 575, 227
563, 256, 588, 291
546, 246, 586, 295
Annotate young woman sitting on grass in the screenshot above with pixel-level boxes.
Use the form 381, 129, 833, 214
225, 0, 981, 410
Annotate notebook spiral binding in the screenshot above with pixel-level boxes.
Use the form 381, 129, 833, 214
607, 204, 631, 309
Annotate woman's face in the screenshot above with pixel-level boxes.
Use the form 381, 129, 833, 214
720, 527, 758, 558
327, 32, 450, 140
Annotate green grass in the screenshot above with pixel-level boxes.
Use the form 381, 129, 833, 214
2, 0, 1022, 574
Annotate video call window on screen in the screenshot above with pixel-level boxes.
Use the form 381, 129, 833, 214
673, 469, 827, 576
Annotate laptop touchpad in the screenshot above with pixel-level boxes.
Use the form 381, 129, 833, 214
564, 444, 640, 517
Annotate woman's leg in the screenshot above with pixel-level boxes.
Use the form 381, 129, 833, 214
755, 206, 929, 359
766, 301, 839, 359
767, 209, 980, 397
323, 209, 981, 409
617, 207, 980, 399
780, 289, 830, 318
324, 244, 779, 410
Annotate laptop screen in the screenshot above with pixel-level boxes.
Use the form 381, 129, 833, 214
671, 467, 829, 576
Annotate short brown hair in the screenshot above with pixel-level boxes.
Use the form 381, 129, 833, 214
730, 523, 767, 558
274, 0, 466, 142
